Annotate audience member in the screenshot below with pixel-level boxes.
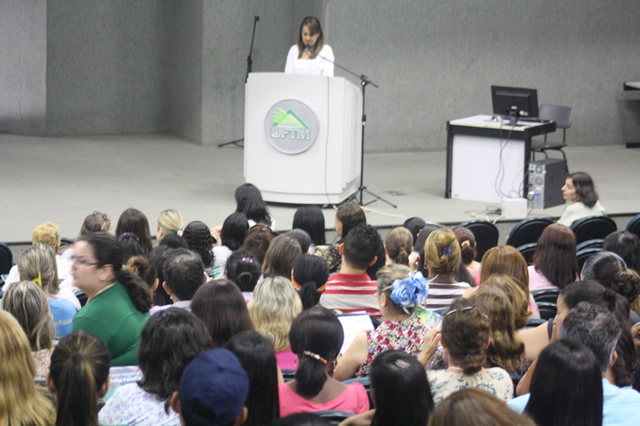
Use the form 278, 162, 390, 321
127, 255, 158, 291
262, 234, 303, 279
482, 274, 530, 329
148, 244, 173, 306
158, 232, 188, 249
292, 254, 330, 310
453, 226, 481, 286
116, 207, 153, 254
528, 223, 579, 291
605, 230, 640, 273
182, 220, 216, 277
77, 210, 112, 237
212, 212, 250, 277
235, 183, 275, 228
558, 171, 605, 227
118, 231, 145, 263
156, 208, 184, 241
224, 250, 261, 301
287, 228, 313, 254
403, 216, 427, 244
384, 226, 413, 266
366, 231, 387, 281
293, 205, 326, 251
151, 248, 206, 314
240, 224, 274, 264
322, 202, 367, 273
412, 223, 443, 274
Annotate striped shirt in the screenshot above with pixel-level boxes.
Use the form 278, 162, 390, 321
320, 273, 381, 318
425, 281, 471, 311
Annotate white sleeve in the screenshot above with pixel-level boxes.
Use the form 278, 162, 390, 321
321, 45, 335, 77
284, 45, 298, 74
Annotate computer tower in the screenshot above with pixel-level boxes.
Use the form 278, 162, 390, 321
528, 159, 565, 209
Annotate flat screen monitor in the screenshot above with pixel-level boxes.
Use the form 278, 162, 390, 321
491, 86, 539, 122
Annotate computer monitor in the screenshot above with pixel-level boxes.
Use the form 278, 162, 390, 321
491, 86, 539, 124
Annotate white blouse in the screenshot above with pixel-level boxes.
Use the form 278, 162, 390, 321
285, 44, 334, 77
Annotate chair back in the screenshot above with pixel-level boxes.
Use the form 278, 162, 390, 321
537, 301, 558, 321
576, 247, 603, 270
0, 242, 13, 275
570, 216, 617, 245
539, 104, 573, 130
516, 243, 537, 265
459, 220, 499, 262
506, 217, 554, 248
312, 410, 355, 425
532, 288, 560, 305
576, 239, 604, 251
626, 213, 640, 241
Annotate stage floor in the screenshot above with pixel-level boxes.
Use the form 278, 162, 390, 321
2, 133, 639, 246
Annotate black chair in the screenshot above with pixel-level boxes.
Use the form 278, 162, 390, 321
459, 220, 499, 262
60, 237, 75, 248
312, 410, 354, 425
0, 242, 13, 275
570, 216, 617, 245
626, 213, 640, 241
532, 288, 560, 305
576, 239, 604, 251
576, 247, 603, 270
537, 301, 557, 321
531, 104, 573, 174
505, 217, 554, 248
516, 243, 537, 265
281, 369, 296, 382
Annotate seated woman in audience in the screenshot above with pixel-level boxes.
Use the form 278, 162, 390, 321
100, 308, 212, 425
226, 331, 280, 426
427, 298, 513, 402
528, 224, 579, 291
250, 276, 303, 370
605, 230, 640, 273
423, 228, 471, 310
0, 311, 55, 425
334, 264, 431, 380
322, 202, 366, 273
453, 226, 482, 286
480, 245, 540, 319
403, 216, 427, 245
116, 207, 154, 254
156, 208, 184, 242
191, 279, 254, 347
293, 205, 326, 254
224, 250, 262, 301
557, 171, 605, 227
118, 231, 145, 263
212, 212, 250, 277
279, 307, 370, 416
287, 229, 313, 254
127, 255, 158, 292
481, 274, 530, 329
240, 224, 274, 264
384, 226, 413, 267
182, 220, 216, 278
3, 281, 55, 381
49, 330, 110, 426
149, 244, 173, 306
262, 234, 303, 279
235, 183, 275, 229
410, 223, 442, 274
71, 232, 152, 366
292, 254, 330, 310
59, 210, 112, 270
524, 339, 603, 426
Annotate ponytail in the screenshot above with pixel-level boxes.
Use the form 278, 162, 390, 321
610, 272, 640, 304
298, 281, 322, 311
295, 352, 328, 397
116, 269, 152, 313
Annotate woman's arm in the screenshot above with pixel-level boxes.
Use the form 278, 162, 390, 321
418, 327, 441, 366
334, 331, 368, 381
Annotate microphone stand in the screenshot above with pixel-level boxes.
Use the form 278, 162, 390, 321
219, 15, 260, 148
307, 46, 396, 208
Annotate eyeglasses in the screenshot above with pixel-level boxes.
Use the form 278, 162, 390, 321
71, 256, 99, 267
445, 305, 488, 319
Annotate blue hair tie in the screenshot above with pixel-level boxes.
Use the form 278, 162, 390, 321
442, 247, 451, 255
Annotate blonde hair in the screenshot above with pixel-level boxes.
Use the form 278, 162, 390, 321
249, 276, 302, 352
2, 281, 55, 352
18, 242, 60, 295
0, 311, 56, 425
385, 227, 413, 266
424, 228, 461, 275
481, 274, 530, 329
157, 209, 185, 237
32, 221, 61, 252
377, 264, 416, 314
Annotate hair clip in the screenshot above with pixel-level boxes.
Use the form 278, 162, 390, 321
34, 271, 43, 287
442, 247, 451, 255
303, 351, 327, 365
242, 257, 253, 263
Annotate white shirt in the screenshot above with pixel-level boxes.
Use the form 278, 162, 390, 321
557, 201, 606, 227
285, 44, 334, 77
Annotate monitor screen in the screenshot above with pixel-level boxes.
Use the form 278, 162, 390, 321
491, 86, 539, 119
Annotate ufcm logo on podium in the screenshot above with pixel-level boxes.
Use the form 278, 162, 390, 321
264, 99, 319, 154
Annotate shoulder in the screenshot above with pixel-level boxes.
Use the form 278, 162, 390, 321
287, 44, 299, 56
319, 44, 334, 55
487, 366, 512, 379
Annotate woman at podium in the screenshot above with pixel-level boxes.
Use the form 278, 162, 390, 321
285, 16, 334, 77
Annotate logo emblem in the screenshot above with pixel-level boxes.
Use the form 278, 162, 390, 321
264, 99, 319, 154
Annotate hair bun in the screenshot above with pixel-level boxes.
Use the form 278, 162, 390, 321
603, 287, 616, 301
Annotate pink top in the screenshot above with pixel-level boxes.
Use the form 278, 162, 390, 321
276, 348, 299, 371
278, 382, 370, 417
528, 265, 558, 292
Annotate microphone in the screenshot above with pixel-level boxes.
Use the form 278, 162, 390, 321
305, 44, 311, 51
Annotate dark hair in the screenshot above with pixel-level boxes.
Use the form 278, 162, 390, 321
343, 224, 381, 270
532, 224, 579, 289
159, 233, 188, 249
297, 16, 324, 59
604, 230, 640, 272
286, 229, 312, 254
163, 248, 205, 301
226, 331, 280, 425
224, 250, 261, 292
240, 224, 274, 264
335, 202, 366, 241
191, 280, 255, 347
182, 221, 215, 268
49, 331, 111, 426
126, 256, 157, 289
115, 208, 153, 254
262, 235, 303, 279
441, 299, 490, 375
289, 307, 343, 398
292, 255, 330, 310
221, 213, 249, 251
453, 226, 477, 266
137, 308, 212, 412
235, 183, 272, 227
148, 245, 172, 306
118, 232, 145, 263
567, 171, 598, 207
525, 339, 602, 426
77, 232, 152, 313
367, 233, 387, 281
370, 350, 434, 426
403, 217, 427, 245
583, 251, 640, 304
293, 206, 326, 245
385, 227, 413, 266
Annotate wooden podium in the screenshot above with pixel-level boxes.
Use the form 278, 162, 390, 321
244, 73, 362, 204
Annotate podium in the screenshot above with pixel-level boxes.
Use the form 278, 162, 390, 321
244, 73, 362, 204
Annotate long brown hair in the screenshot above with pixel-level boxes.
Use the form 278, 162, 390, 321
480, 246, 530, 300
297, 16, 325, 59
532, 224, 579, 289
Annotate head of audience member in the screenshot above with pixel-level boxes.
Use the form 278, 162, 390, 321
334, 202, 366, 241
427, 388, 535, 426
376, 264, 427, 318
481, 274, 529, 329
191, 280, 254, 347
182, 221, 215, 269
297, 16, 325, 54
289, 307, 343, 398
118, 232, 145, 263
286, 229, 312, 254
77, 211, 111, 239
149, 245, 173, 306
235, 183, 272, 227
224, 250, 261, 293
292, 255, 330, 310
385, 226, 413, 266
137, 309, 212, 412
441, 299, 490, 375
454, 262, 476, 287
370, 350, 434, 426
249, 277, 302, 352
240, 224, 274, 264
127, 256, 158, 290
32, 221, 62, 254
531, 224, 579, 289
163, 248, 206, 303
414, 223, 444, 275
226, 331, 280, 425
18, 242, 61, 295
48, 330, 111, 426
293, 205, 326, 246
262, 234, 303, 279
115, 208, 153, 254
74, 232, 152, 313
525, 339, 603, 426
604, 230, 640, 272
3, 280, 54, 353
219, 212, 249, 251
156, 209, 185, 241
564, 171, 599, 207
366, 232, 387, 281
341, 224, 381, 273
424, 228, 461, 277
468, 285, 525, 374
453, 226, 478, 267
582, 251, 640, 305
403, 217, 427, 245
480, 245, 530, 300
171, 348, 249, 426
